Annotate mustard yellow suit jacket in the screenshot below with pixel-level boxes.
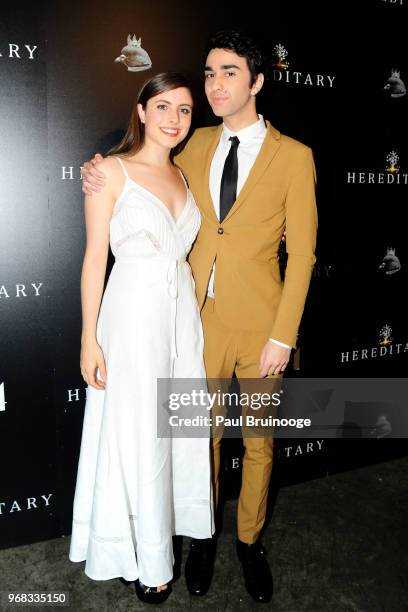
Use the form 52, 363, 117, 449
175, 120, 317, 349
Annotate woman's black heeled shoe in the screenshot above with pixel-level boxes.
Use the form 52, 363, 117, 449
118, 577, 134, 586
134, 579, 172, 604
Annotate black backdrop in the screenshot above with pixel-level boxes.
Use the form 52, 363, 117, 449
1, 0, 407, 548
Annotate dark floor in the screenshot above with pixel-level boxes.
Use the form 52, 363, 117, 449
1, 456, 408, 611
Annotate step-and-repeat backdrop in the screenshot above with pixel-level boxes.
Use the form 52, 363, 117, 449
1, 0, 407, 547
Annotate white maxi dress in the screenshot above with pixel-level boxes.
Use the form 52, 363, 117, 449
69, 157, 214, 586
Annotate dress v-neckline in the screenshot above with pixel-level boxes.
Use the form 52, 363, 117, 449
126, 176, 190, 226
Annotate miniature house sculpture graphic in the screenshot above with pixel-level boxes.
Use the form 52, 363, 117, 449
115, 35, 152, 72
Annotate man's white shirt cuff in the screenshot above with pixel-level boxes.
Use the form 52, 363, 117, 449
268, 337, 291, 350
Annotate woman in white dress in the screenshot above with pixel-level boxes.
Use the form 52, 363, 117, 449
69, 72, 214, 604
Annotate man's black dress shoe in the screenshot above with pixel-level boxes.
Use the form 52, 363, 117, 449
185, 537, 216, 596
134, 579, 172, 604
236, 539, 273, 603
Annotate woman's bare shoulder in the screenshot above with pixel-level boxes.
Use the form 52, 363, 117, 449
95, 155, 123, 174
95, 156, 125, 194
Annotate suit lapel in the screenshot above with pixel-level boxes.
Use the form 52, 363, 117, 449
223, 121, 281, 223
200, 124, 223, 222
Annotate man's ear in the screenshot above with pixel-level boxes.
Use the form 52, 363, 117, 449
137, 103, 146, 124
251, 73, 265, 96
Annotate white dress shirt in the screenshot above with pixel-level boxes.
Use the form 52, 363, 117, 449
207, 114, 291, 350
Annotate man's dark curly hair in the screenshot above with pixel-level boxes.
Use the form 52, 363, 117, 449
204, 30, 265, 87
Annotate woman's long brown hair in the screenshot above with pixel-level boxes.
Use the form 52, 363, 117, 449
107, 72, 193, 159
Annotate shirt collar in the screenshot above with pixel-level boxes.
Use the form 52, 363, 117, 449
221, 113, 267, 145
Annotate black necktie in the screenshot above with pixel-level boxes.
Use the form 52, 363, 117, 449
219, 136, 240, 222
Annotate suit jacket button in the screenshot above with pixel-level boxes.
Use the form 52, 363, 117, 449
217, 227, 224, 235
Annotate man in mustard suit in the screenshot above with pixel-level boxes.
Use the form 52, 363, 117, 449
175, 30, 317, 604
82, 30, 317, 604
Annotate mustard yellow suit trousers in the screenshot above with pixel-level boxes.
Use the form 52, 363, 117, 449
202, 297, 281, 544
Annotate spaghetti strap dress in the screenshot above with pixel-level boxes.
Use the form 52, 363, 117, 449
69, 156, 214, 586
